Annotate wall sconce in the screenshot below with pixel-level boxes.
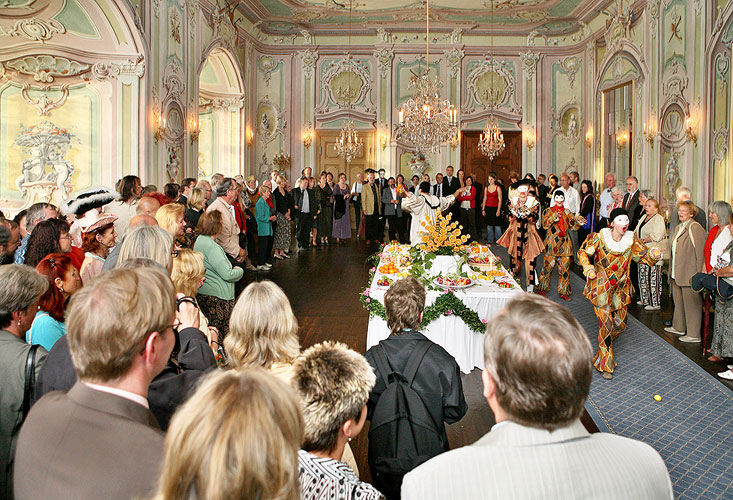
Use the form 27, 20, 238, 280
302, 123, 314, 148
643, 121, 657, 147
585, 128, 593, 149
188, 116, 200, 145
615, 129, 629, 151
246, 127, 254, 146
154, 111, 166, 144
378, 130, 389, 150
449, 132, 460, 150
523, 126, 536, 151
685, 115, 698, 147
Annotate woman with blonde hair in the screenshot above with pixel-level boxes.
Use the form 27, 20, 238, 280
185, 187, 207, 229
155, 203, 186, 246
170, 248, 218, 351
149, 369, 303, 500
116, 225, 174, 272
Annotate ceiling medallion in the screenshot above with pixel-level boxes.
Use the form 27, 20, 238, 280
478, 0, 505, 160
396, 0, 458, 154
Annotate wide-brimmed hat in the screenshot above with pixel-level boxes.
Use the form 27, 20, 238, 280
79, 212, 118, 234
62, 187, 120, 217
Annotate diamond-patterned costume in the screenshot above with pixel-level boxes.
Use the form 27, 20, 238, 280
578, 229, 659, 374
497, 196, 544, 286
537, 206, 583, 296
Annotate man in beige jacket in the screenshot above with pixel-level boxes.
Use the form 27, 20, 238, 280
206, 177, 246, 265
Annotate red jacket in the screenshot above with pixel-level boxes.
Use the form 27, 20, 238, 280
456, 185, 477, 209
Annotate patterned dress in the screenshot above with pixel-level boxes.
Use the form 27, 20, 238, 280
497, 196, 544, 281
578, 228, 659, 374
711, 241, 733, 358
537, 206, 583, 297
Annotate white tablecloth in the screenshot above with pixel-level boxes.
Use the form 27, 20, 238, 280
366, 267, 523, 374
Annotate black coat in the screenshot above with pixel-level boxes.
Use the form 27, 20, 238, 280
443, 176, 461, 196
33, 327, 216, 430
623, 190, 640, 229
292, 187, 316, 214
365, 331, 468, 448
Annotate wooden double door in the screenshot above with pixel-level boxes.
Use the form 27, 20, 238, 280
460, 130, 522, 188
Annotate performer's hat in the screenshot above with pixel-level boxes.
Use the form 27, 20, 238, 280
609, 207, 629, 223
61, 186, 120, 217
513, 179, 534, 193
419, 181, 431, 193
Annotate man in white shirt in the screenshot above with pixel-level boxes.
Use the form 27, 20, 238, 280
599, 172, 617, 228
432, 173, 444, 197
401, 294, 674, 500
402, 181, 455, 246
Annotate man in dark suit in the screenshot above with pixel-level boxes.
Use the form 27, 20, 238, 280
443, 166, 461, 222
536, 174, 550, 207
432, 173, 445, 197
377, 169, 388, 238
622, 176, 641, 230
14, 267, 195, 500
176, 177, 196, 205
292, 176, 317, 251
382, 177, 405, 243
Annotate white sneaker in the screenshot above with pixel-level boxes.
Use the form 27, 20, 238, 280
636, 300, 643, 305
645, 305, 661, 311
664, 326, 685, 335
256, 265, 271, 271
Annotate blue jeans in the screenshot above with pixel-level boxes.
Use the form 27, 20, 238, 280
486, 225, 502, 244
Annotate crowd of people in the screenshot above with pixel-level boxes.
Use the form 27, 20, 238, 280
0, 165, 730, 499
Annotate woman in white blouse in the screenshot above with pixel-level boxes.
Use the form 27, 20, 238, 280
635, 198, 668, 310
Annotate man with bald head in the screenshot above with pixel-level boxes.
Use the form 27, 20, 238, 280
102, 215, 158, 272
137, 196, 161, 218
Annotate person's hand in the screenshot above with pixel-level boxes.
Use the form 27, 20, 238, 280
294, 205, 299, 210
175, 294, 200, 330
496, 208, 501, 217
578, 216, 587, 225
482, 210, 486, 215
586, 270, 597, 280
206, 326, 219, 352
236, 248, 246, 262
269, 215, 277, 221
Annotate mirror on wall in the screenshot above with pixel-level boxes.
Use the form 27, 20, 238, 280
602, 81, 634, 181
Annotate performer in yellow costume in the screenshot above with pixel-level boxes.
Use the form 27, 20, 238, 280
578, 208, 662, 379
537, 190, 586, 300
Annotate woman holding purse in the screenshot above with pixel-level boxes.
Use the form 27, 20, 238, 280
634, 198, 668, 310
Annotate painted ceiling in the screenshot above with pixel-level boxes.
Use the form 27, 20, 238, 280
234, 0, 617, 37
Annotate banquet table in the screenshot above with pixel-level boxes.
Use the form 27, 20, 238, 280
365, 263, 524, 374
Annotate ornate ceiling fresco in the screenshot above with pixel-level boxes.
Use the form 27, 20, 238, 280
234, 0, 616, 37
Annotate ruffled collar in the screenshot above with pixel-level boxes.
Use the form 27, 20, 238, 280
600, 227, 634, 253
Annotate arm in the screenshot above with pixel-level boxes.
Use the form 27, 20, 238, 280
210, 243, 244, 282
647, 215, 667, 243
633, 235, 661, 266
496, 188, 502, 216
254, 201, 269, 225
541, 208, 555, 230
481, 188, 487, 213
440, 360, 468, 424
213, 209, 241, 258
692, 223, 708, 272
578, 233, 599, 278
177, 327, 216, 371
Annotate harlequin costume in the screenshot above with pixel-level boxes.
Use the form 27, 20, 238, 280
578, 209, 660, 378
537, 191, 584, 299
497, 181, 544, 290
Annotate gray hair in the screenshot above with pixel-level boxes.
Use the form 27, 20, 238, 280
216, 178, 235, 198
676, 186, 691, 200
640, 189, 654, 201
26, 202, 53, 232
116, 225, 174, 271
708, 201, 733, 226
211, 173, 225, 186
0, 264, 48, 329
605, 172, 616, 180
610, 186, 623, 195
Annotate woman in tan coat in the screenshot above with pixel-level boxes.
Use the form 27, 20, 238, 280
665, 201, 707, 342
634, 198, 668, 310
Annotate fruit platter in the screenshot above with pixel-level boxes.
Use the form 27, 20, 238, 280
470, 269, 509, 282
378, 263, 399, 274
376, 277, 393, 288
434, 275, 474, 289
494, 278, 517, 289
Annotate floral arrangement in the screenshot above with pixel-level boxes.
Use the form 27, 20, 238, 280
418, 212, 468, 255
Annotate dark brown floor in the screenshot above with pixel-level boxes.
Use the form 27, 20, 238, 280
242, 237, 732, 481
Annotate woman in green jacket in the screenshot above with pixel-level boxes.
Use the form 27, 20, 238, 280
193, 210, 243, 342
255, 185, 276, 271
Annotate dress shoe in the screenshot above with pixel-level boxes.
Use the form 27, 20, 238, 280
644, 305, 661, 311
664, 326, 685, 335
560, 294, 571, 301
256, 265, 271, 272
663, 319, 673, 327
602, 372, 613, 380
707, 355, 723, 362
636, 300, 643, 306
718, 370, 733, 380
678, 335, 701, 343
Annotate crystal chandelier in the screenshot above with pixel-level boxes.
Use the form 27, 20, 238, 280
335, 1, 363, 163
396, 0, 458, 154
478, 0, 505, 160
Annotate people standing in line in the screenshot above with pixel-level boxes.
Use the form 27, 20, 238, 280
443, 166, 461, 223
351, 172, 364, 238
669, 187, 708, 235
206, 178, 248, 272
362, 170, 382, 245
382, 176, 404, 244
105, 175, 142, 238
255, 185, 276, 272
623, 176, 641, 230
598, 172, 617, 229
536, 174, 549, 207
272, 176, 292, 259
332, 173, 352, 244
456, 175, 477, 242
24, 218, 73, 269
635, 198, 668, 311
396, 174, 409, 240
432, 173, 445, 197
184, 187, 207, 231
481, 172, 503, 245
577, 180, 597, 246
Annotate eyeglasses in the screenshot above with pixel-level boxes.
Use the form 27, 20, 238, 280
171, 249, 180, 258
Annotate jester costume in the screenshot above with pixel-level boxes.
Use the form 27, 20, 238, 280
497, 189, 544, 289
578, 226, 659, 376
537, 203, 583, 298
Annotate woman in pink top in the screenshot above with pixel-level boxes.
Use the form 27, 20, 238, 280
80, 214, 118, 284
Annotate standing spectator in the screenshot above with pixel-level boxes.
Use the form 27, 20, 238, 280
163, 183, 180, 202
116, 225, 174, 271
208, 173, 224, 206
28, 254, 82, 351
106, 175, 142, 237
666, 201, 707, 342
409, 174, 420, 194
456, 175, 478, 241
443, 166, 461, 223
0, 221, 21, 265
351, 172, 364, 237
568, 170, 579, 186
255, 185, 276, 271
24, 218, 72, 268
382, 177, 404, 243
670, 187, 707, 235
137, 194, 162, 218
316, 172, 333, 246
176, 177, 196, 205
14, 203, 57, 264
148, 369, 303, 500
0, 265, 48, 500
102, 214, 159, 271
184, 187, 206, 230
635, 198, 668, 310
170, 248, 215, 347
207, 178, 247, 267
195, 180, 213, 204
333, 173, 352, 243
536, 174, 549, 207
366, 276, 467, 498
293, 176, 317, 251
577, 180, 597, 246
80, 214, 118, 283
623, 176, 640, 230
481, 172, 503, 245
598, 172, 617, 229
432, 173, 445, 197
294, 342, 384, 500
361, 169, 382, 245
401, 294, 674, 500
273, 175, 292, 259
193, 211, 243, 341
13, 210, 28, 240
14, 267, 182, 500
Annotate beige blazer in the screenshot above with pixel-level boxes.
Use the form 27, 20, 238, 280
361, 182, 382, 216
635, 213, 669, 260
670, 221, 707, 286
14, 382, 164, 500
206, 197, 241, 258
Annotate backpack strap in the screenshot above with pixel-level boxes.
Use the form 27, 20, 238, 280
23, 344, 39, 419
372, 344, 394, 385
404, 341, 432, 385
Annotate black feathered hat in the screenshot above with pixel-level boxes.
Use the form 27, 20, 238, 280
61, 186, 120, 217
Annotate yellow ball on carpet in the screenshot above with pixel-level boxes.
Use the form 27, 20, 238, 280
653, 394, 662, 402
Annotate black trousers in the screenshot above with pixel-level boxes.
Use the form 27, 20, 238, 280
387, 215, 404, 243
460, 208, 477, 242
226, 253, 245, 297
296, 212, 314, 248
258, 235, 271, 266
365, 213, 380, 241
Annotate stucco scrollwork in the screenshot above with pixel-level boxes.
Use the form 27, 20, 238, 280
258, 55, 278, 85
376, 28, 393, 44
163, 61, 185, 98
373, 48, 394, 78
713, 128, 729, 161
519, 51, 540, 81
551, 99, 581, 149
4, 55, 89, 83
715, 52, 730, 95
559, 56, 580, 88
648, 0, 659, 39
604, 9, 632, 55
256, 96, 285, 145
463, 57, 522, 115
21, 83, 68, 116
450, 28, 463, 44
0, 17, 65, 42
661, 60, 688, 109
317, 57, 374, 114
445, 47, 464, 78
300, 29, 313, 44
665, 151, 680, 201
300, 49, 318, 79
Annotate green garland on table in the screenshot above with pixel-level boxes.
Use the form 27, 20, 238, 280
360, 254, 487, 334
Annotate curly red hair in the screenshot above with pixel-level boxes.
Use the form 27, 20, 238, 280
35, 253, 73, 322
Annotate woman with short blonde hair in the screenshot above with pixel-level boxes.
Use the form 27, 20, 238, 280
185, 187, 207, 231
116, 225, 174, 272
156, 203, 186, 241
149, 368, 303, 500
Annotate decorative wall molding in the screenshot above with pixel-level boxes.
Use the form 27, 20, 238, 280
713, 127, 729, 161
648, 0, 660, 39
559, 56, 580, 88
715, 52, 730, 95
258, 55, 278, 85
661, 59, 688, 111
299, 29, 313, 44
376, 28, 393, 44
21, 83, 68, 116
316, 57, 375, 114
664, 151, 680, 201
551, 99, 581, 149
4, 55, 89, 83
0, 17, 65, 43
445, 47, 464, 78
463, 57, 522, 116
163, 61, 185, 98
519, 51, 540, 81
256, 96, 285, 145
90, 57, 145, 81
373, 47, 394, 78
299, 49, 318, 79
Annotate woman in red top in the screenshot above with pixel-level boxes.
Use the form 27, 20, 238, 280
481, 172, 503, 245
456, 175, 477, 242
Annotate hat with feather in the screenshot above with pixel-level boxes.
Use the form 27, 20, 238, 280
61, 186, 120, 217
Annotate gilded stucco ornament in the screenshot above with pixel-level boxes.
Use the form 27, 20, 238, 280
373, 48, 394, 78
464, 57, 521, 116
445, 47, 464, 78
519, 51, 539, 81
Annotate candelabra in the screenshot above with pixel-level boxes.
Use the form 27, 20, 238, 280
523, 126, 536, 151
685, 116, 698, 147
378, 130, 389, 150
154, 112, 166, 143
479, 115, 505, 160
643, 121, 657, 147
615, 129, 629, 151
273, 151, 291, 168
188, 116, 200, 145
585, 128, 593, 149
246, 128, 254, 146
335, 119, 363, 163
302, 123, 314, 148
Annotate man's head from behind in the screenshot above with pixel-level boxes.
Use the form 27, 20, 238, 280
384, 276, 425, 335
483, 294, 592, 431
67, 267, 176, 384
137, 195, 162, 218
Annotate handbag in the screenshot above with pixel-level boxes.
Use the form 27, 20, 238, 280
23, 344, 40, 419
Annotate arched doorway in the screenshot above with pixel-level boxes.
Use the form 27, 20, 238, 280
197, 47, 244, 179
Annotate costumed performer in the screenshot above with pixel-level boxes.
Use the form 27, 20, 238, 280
497, 179, 544, 291
402, 181, 455, 246
537, 190, 586, 300
578, 208, 662, 379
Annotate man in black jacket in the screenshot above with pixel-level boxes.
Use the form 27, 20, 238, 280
443, 166, 461, 223
292, 177, 317, 250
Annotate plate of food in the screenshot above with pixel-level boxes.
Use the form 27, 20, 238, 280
471, 269, 507, 282
434, 275, 474, 289
376, 277, 393, 288
378, 263, 398, 274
